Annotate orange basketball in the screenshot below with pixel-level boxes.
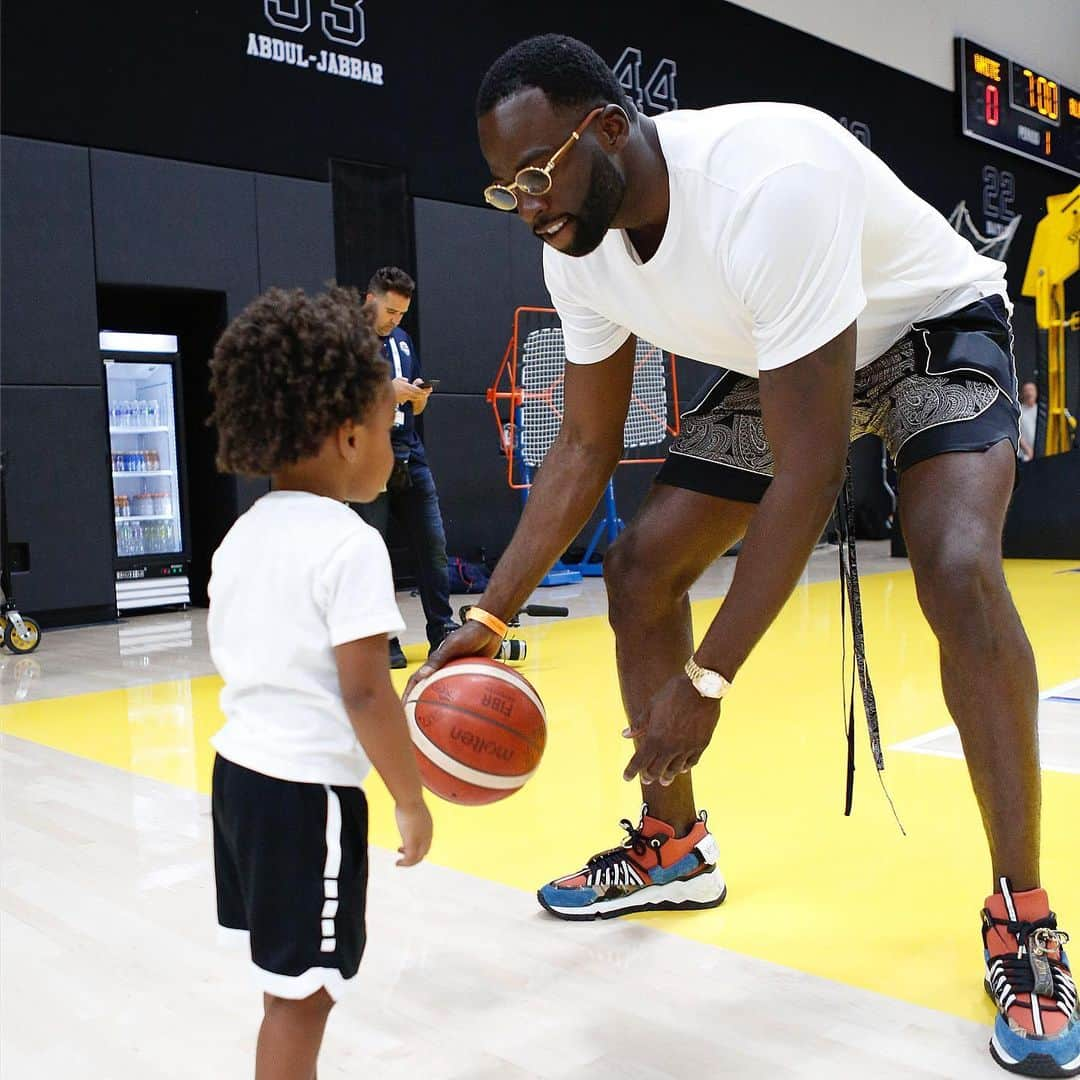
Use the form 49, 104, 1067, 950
404, 658, 547, 805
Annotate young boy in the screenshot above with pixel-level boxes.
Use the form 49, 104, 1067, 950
206, 286, 433, 1079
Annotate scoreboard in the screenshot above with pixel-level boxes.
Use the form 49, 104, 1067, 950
957, 38, 1080, 178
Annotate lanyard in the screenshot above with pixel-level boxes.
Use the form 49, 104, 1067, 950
387, 335, 404, 379
387, 335, 406, 427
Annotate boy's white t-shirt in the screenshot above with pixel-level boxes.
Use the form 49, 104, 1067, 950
544, 102, 1009, 375
208, 491, 405, 787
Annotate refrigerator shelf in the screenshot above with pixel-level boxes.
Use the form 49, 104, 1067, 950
109, 426, 171, 435
112, 470, 176, 478
115, 515, 175, 522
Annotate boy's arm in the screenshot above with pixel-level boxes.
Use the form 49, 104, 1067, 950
335, 634, 431, 865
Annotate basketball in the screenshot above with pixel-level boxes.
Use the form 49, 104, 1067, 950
404, 658, 547, 805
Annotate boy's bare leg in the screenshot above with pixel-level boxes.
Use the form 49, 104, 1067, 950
257, 990, 335, 1080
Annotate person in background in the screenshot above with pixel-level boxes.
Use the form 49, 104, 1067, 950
1018, 381, 1038, 462
356, 266, 459, 669
206, 285, 433, 1080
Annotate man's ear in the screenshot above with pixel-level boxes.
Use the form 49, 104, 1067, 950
600, 103, 631, 151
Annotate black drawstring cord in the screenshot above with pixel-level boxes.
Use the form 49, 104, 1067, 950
838, 459, 905, 833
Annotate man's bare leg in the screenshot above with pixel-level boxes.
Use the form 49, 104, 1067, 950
900, 441, 1040, 890
604, 484, 755, 833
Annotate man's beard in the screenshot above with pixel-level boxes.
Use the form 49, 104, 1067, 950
564, 152, 626, 257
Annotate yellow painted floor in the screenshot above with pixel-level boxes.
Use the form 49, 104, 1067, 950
2, 561, 1077, 1029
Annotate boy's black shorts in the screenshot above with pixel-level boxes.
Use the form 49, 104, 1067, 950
212, 754, 368, 1000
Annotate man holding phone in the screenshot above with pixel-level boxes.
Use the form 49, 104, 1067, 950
356, 266, 458, 668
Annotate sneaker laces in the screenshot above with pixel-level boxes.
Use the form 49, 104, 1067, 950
585, 817, 666, 875
985, 911, 1077, 1015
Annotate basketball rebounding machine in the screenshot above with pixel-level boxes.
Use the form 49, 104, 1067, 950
486, 308, 681, 585
1021, 182, 1080, 455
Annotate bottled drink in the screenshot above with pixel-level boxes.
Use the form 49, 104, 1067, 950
148, 400, 160, 426
130, 521, 144, 556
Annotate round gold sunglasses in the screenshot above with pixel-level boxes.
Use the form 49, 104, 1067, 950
483, 106, 605, 211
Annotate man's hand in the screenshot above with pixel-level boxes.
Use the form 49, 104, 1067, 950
393, 377, 430, 405
622, 673, 722, 786
403, 619, 501, 699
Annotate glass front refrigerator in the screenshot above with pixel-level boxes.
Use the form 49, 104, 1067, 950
101, 331, 191, 614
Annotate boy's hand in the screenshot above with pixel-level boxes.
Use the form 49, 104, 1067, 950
394, 799, 433, 867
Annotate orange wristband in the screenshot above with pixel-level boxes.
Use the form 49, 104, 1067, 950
465, 607, 509, 638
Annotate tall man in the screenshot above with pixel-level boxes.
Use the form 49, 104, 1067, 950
358, 267, 457, 668
413, 35, 1077, 1078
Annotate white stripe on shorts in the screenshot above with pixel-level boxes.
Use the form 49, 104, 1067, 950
321, 787, 342, 953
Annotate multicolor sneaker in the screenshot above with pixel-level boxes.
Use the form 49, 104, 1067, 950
983, 877, 1079, 1076
537, 806, 726, 921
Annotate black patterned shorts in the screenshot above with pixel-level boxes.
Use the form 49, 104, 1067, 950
657, 295, 1020, 503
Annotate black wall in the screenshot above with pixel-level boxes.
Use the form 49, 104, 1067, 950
0, 133, 334, 624
0, 138, 114, 624
3, 4, 1076, 619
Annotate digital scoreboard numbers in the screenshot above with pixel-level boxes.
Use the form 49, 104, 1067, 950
957, 38, 1080, 178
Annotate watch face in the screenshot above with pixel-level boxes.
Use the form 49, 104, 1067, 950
695, 672, 726, 698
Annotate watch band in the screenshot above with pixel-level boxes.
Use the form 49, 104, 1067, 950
465, 607, 509, 639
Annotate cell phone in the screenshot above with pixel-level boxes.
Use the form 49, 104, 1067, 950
416, 379, 440, 390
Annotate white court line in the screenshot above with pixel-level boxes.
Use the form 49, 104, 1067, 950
891, 677, 1080, 775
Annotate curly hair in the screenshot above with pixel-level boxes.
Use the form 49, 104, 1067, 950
208, 286, 388, 476
476, 34, 634, 118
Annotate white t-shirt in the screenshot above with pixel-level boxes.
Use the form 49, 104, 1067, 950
544, 103, 1009, 375
208, 491, 405, 787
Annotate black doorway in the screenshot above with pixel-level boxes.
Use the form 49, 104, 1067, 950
97, 286, 229, 606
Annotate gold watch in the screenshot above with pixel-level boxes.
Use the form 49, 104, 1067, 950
684, 656, 732, 700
